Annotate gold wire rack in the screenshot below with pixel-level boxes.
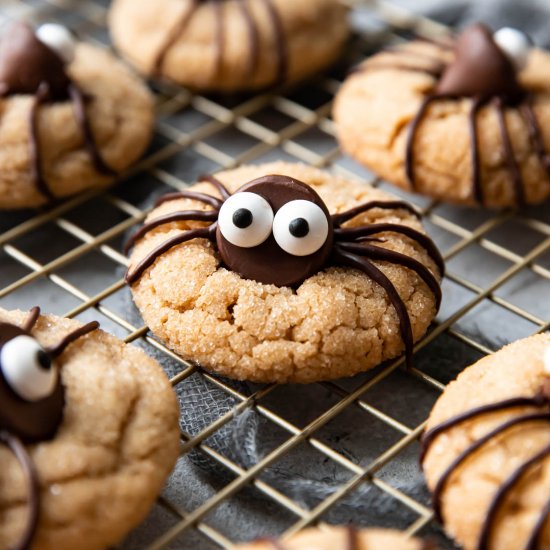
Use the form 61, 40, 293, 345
1, 0, 550, 548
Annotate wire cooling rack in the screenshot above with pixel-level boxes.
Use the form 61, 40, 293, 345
1, 0, 550, 548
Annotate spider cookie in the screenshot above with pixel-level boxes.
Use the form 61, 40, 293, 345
334, 24, 550, 207
232, 525, 433, 549
125, 162, 443, 383
109, 0, 349, 92
422, 334, 550, 550
0, 22, 154, 210
0, 307, 180, 550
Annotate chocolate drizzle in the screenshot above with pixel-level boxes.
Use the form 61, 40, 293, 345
0, 430, 39, 550
421, 389, 550, 549
125, 174, 443, 370
0, 307, 101, 549
0, 22, 115, 202
154, 0, 288, 87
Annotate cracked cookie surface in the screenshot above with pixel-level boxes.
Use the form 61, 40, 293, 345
109, 0, 349, 92
0, 43, 154, 210
423, 334, 550, 550
334, 41, 550, 207
128, 162, 441, 383
0, 308, 180, 550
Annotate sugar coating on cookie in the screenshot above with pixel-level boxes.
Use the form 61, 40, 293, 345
334, 24, 550, 208
231, 526, 429, 550
0, 22, 154, 210
422, 334, 550, 550
127, 162, 442, 383
0, 308, 180, 550
109, 0, 350, 92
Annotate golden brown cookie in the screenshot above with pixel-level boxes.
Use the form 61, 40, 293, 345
125, 162, 443, 383
334, 24, 550, 208
109, 0, 349, 92
422, 334, 550, 550
231, 526, 431, 550
0, 307, 180, 550
0, 22, 154, 210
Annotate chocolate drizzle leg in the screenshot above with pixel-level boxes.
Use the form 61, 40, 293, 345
346, 525, 359, 550
470, 96, 487, 204
494, 97, 526, 206
238, 0, 260, 75
261, 0, 287, 85
68, 85, 116, 177
520, 96, 550, 179
29, 82, 55, 200
526, 494, 550, 550
0, 431, 39, 550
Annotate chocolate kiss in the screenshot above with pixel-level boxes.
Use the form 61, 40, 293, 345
0, 22, 71, 100
436, 23, 524, 102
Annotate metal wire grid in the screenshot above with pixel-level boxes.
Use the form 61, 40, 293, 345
0, 0, 549, 548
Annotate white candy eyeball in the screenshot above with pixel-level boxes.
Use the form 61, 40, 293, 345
544, 347, 550, 376
493, 27, 531, 71
36, 24, 76, 64
218, 192, 274, 248
272, 200, 329, 257
1, 335, 58, 402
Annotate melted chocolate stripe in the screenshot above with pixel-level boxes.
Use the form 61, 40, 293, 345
29, 83, 54, 200
334, 247, 414, 369
0, 431, 39, 550
420, 394, 549, 462
262, 0, 287, 85
520, 98, 550, 180
238, 0, 260, 75
154, 0, 198, 73
331, 200, 420, 227
47, 321, 100, 359
478, 441, 550, 550
155, 190, 223, 208
431, 412, 550, 521
198, 173, 231, 199
126, 226, 215, 284
338, 242, 442, 309
469, 96, 487, 204
525, 493, 550, 550
124, 210, 218, 254
334, 223, 445, 276
494, 97, 526, 206
23, 306, 41, 332
68, 85, 116, 176
346, 525, 359, 550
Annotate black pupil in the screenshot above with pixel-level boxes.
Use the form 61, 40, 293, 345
289, 218, 309, 238
233, 208, 253, 229
37, 350, 52, 370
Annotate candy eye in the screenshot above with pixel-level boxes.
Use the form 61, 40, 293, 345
0, 336, 58, 401
36, 24, 76, 64
272, 200, 329, 256
493, 27, 531, 71
218, 192, 274, 248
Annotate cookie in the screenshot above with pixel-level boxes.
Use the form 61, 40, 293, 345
231, 526, 432, 549
0, 307, 180, 550
334, 24, 550, 208
109, 0, 349, 92
125, 162, 443, 383
422, 334, 550, 550
0, 22, 154, 210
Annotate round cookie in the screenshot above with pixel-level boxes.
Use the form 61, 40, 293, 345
125, 162, 443, 383
0, 22, 154, 210
0, 307, 180, 550
109, 0, 349, 92
334, 24, 550, 208
422, 334, 550, 550
231, 526, 432, 549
